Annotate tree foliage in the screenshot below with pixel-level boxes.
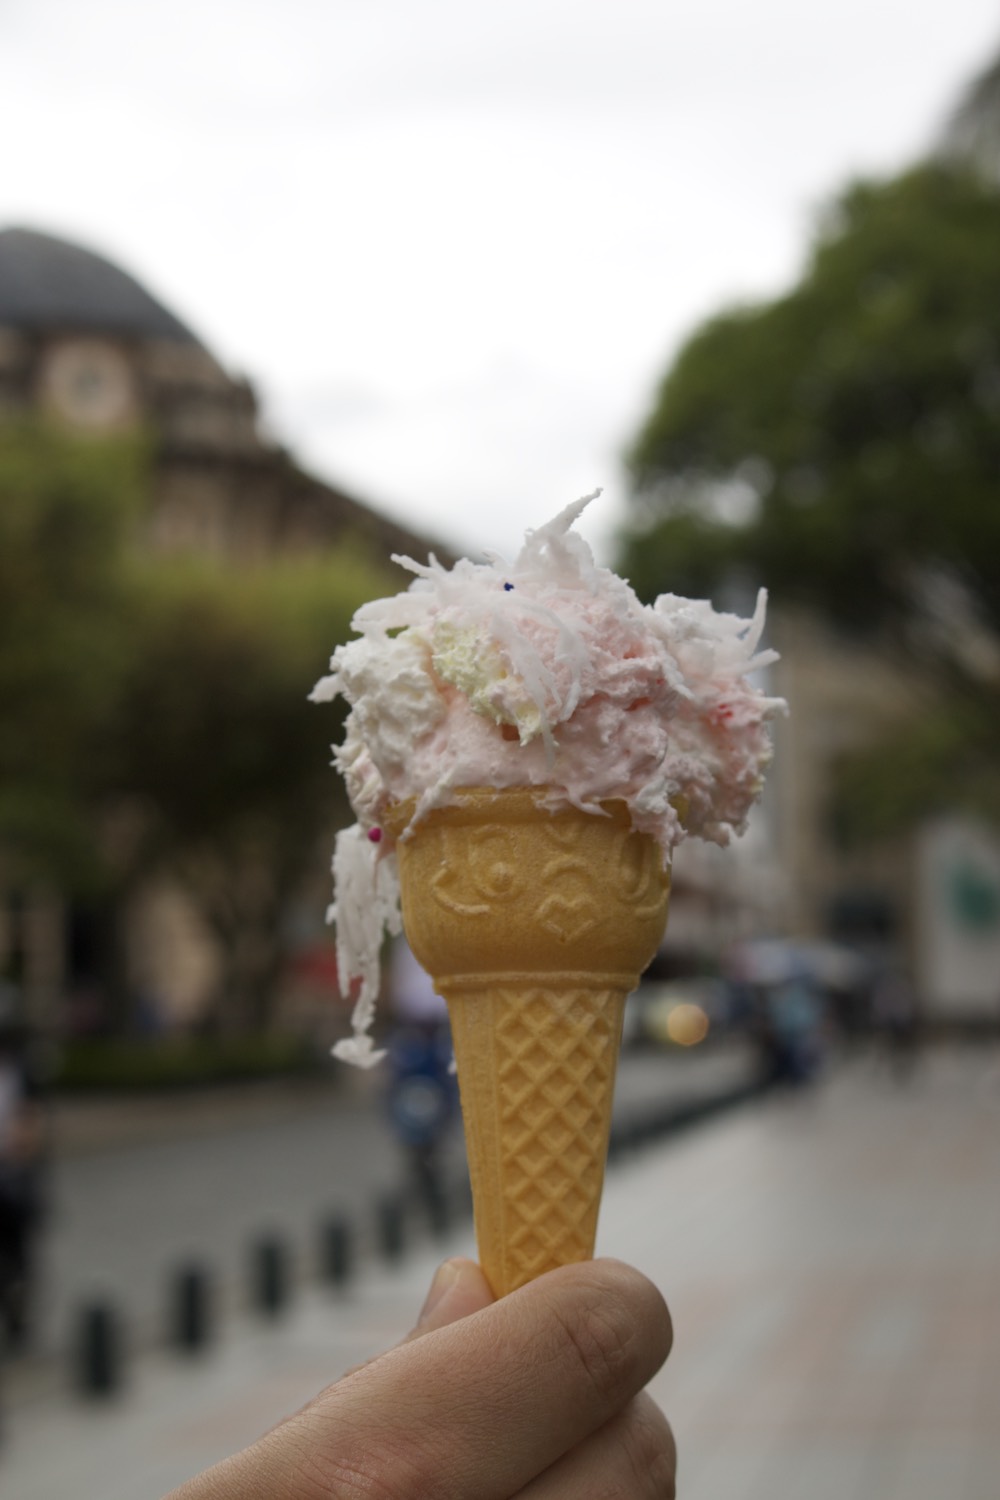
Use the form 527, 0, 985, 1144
621, 163, 1000, 832
0, 422, 147, 882
106, 552, 389, 1029
938, 40, 1000, 178
0, 419, 395, 1029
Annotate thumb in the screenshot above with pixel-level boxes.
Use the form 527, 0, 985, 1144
407, 1257, 495, 1340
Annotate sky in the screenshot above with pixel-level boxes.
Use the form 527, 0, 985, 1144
1, 0, 998, 563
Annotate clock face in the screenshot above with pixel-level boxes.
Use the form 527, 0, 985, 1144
40, 339, 137, 429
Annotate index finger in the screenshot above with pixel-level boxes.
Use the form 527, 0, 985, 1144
288, 1258, 672, 1500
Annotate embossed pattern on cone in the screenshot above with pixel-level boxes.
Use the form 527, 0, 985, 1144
448, 981, 625, 1293
388, 788, 671, 1298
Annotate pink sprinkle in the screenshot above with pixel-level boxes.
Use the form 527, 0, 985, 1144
367, 827, 383, 843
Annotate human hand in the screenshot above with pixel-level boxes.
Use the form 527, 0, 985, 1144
165, 1255, 676, 1498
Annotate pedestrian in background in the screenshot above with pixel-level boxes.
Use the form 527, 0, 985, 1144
384, 940, 459, 1231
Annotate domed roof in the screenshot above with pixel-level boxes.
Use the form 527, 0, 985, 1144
0, 227, 201, 344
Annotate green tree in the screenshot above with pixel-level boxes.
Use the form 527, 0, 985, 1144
0, 421, 147, 886
104, 551, 390, 1032
938, 41, 1000, 178
0, 418, 394, 1032
622, 163, 1000, 833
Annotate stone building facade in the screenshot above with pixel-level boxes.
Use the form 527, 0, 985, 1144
0, 225, 440, 566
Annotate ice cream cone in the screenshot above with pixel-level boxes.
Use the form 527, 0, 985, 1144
385, 788, 670, 1296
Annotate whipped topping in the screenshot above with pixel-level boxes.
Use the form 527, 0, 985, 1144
312, 492, 786, 1065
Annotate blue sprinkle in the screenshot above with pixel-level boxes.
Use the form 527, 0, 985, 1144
503, 582, 515, 591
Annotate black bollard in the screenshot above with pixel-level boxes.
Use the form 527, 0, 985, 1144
76, 1301, 122, 1396
376, 1193, 406, 1264
252, 1236, 290, 1317
320, 1216, 353, 1288
171, 1263, 212, 1352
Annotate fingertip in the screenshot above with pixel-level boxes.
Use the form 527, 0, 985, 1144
590, 1258, 673, 1350
591, 1258, 674, 1362
411, 1257, 495, 1337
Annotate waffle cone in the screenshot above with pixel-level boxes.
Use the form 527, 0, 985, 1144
386, 788, 670, 1296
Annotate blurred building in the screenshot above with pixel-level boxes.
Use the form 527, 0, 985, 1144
766, 610, 1000, 1026
0, 225, 447, 1034
0, 226, 439, 564
661, 803, 786, 973
769, 609, 919, 948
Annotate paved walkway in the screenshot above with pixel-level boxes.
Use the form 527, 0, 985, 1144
4, 1043, 999, 1498
27, 1044, 756, 1369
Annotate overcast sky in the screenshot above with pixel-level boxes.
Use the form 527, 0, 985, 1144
2, 0, 998, 563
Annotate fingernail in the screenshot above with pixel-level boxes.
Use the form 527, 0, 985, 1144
418, 1259, 463, 1324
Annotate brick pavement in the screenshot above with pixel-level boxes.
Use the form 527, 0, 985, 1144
3, 1042, 998, 1499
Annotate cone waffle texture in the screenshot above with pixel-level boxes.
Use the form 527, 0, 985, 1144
388, 788, 670, 1296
